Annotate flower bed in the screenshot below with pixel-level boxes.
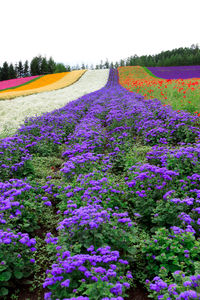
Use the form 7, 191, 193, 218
147, 65, 200, 79
0, 70, 86, 100
0, 75, 40, 91
0, 70, 109, 136
1, 68, 200, 299
118, 66, 200, 114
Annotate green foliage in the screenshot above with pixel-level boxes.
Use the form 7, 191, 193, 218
30, 55, 57, 76
57, 171, 128, 211
17, 61, 24, 78
47, 56, 56, 74
0, 145, 34, 181
151, 199, 186, 229
167, 153, 200, 177
0, 238, 35, 296
124, 144, 151, 170
9, 64, 17, 79
77, 277, 130, 300
30, 156, 63, 180
141, 228, 200, 278
41, 57, 49, 74
57, 218, 138, 262
30, 55, 43, 75
125, 45, 200, 67
125, 171, 179, 227
30, 140, 63, 157
29, 237, 56, 294
1, 62, 9, 81
54, 63, 67, 73
45, 243, 132, 300
146, 268, 200, 299
2, 183, 56, 233
23, 60, 29, 77
170, 125, 198, 145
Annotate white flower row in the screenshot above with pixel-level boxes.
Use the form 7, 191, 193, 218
0, 69, 109, 137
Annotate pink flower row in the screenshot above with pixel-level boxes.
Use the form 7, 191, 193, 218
0, 75, 39, 91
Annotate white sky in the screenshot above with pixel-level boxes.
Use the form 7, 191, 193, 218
0, 0, 199, 67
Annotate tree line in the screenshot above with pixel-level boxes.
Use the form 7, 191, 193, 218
0, 45, 199, 81
0, 56, 71, 81
94, 44, 200, 69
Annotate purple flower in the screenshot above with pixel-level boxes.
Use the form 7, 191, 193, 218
61, 279, 70, 287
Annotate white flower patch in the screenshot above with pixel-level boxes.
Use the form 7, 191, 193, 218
0, 69, 109, 137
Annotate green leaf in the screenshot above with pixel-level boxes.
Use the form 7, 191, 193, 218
127, 247, 136, 255
14, 270, 23, 279
23, 223, 30, 228
0, 287, 8, 296
0, 271, 12, 282
0, 265, 7, 273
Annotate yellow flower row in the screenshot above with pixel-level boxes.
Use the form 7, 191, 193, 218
0, 70, 86, 99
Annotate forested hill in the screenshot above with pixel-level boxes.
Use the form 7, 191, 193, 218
124, 45, 200, 67
0, 45, 200, 81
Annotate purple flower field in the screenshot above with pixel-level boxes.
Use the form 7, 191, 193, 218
1, 69, 200, 299
147, 65, 200, 79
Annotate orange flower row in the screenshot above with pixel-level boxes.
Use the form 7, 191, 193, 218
0, 70, 86, 100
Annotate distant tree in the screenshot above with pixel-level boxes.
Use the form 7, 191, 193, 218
14, 63, 18, 77
119, 59, 125, 67
99, 60, 103, 69
23, 60, 29, 77
9, 63, 17, 79
47, 57, 56, 73
30, 56, 42, 75
41, 57, 49, 74
147, 56, 156, 67
114, 62, 119, 69
1, 62, 10, 80
193, 52, 200, 64
65, 65, 71, 72
90, 64, 94, 70
190, 44, 198, 50
81, 63, 86, 70
127, 55, 136, 66
104, 59, 110, 69
54, 63, 67, 73
17, 61, 24, 77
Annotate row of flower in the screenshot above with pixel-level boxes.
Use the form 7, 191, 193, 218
0, 69, 109, 136
147, 66, 200, 80
0, 75, 41, 91
0, 70, 86, 100
1, 69, 200, 299
118, 66, 200, 115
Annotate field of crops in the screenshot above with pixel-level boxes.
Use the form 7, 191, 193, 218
147, 66, 200, 79
0, 68, 200, 299
118, 66, 200, 114
0, 69, 109, 137
0, 70, 86, 100
0, 75, 41, 91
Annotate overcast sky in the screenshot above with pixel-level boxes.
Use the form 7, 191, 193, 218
1, 0, 199, 67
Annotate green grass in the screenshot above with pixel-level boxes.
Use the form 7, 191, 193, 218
142, 66, 159, 79
124, 144, 152, 170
